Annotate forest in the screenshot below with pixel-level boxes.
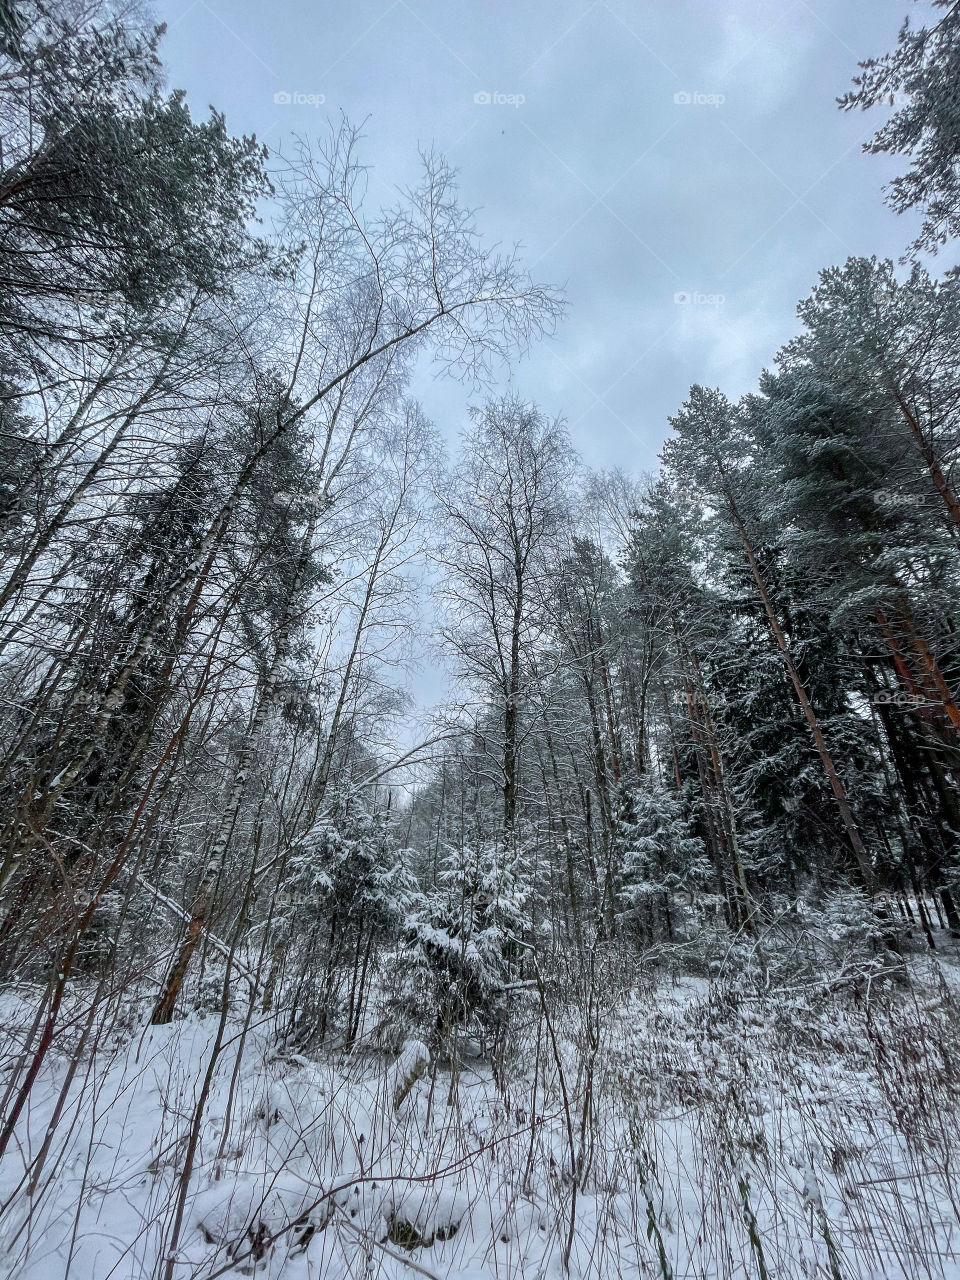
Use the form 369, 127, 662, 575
1, 1, 960, 1277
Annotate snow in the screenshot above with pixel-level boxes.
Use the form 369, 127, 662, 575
2, 958, 960, 1279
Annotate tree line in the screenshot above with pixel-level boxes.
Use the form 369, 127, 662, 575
0, 0, 959, 1144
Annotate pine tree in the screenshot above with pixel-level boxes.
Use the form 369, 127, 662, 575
614, 778, 709, 944
841, 1, 960, 254
388, 841, 534, 1053
664, 386, 876, 891
280, 802, 417, 1046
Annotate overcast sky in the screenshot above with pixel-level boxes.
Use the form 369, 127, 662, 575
147, 0, 952, 742
153, 0, 950, 475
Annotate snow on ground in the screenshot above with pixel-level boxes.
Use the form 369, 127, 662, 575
1, 955, 960, 1279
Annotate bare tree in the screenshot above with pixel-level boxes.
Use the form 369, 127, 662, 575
435, 398, 573, 836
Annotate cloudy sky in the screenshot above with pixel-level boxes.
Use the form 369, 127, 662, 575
153, 0, 947, 475
148, 0, 951, 735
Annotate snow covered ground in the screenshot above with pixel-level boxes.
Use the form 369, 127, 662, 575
2, 953, 960, 1279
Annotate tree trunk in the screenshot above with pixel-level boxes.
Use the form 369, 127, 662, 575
722, 489, 874, 889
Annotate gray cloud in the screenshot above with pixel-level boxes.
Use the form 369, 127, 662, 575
158, 0, 948, 466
